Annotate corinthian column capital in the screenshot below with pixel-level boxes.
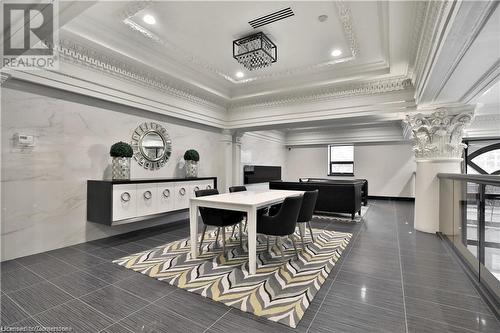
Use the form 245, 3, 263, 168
404, 107, 474, 160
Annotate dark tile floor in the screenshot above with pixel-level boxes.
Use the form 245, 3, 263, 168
1, 200, 499, 332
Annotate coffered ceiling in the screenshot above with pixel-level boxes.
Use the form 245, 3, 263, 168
3, 1, 498, 140
61, 0, 415, 101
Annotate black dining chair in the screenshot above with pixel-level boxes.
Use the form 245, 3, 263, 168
229, 186, 247, 193
228, 186, 270, 236
195, 189, 245, 256
257, 195, 303, 260
296, 190, 319, 249
229, 186, 248, 237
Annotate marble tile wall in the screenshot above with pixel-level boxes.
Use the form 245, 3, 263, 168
1, 82, 225, 260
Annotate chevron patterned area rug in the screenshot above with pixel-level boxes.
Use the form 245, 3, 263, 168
113, 227, 351, 328
314, 205, 370, 223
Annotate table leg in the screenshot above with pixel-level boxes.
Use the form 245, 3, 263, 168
190, 202, 199, 259
247, 208, 257, 275
298, 223, 306, 240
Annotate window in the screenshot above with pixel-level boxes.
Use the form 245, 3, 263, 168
328, 145, 354, 176
465, 140, 500, 175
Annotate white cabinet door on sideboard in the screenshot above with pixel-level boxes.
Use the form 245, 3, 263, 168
174, 182, 190, 210
137, 184, 158, 217
112, 184, 137, 221
157, 183, 175, 213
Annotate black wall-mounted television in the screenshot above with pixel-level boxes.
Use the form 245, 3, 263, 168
244, 165, 282, 184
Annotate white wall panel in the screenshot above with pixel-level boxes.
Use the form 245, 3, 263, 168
285, 143, 416, 198
1, 84, 224, 260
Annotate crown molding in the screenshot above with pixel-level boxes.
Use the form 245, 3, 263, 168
229, 76, 413, 110
285, 123, 406, 146
407, 1, 428, 77
119, 0, 360, 85
0, 72, 11, 86
461, 58, 500, 104
243, 131, 286, 145
412, 0, 454, 101
412, 1, 499, 105
57, 38, 227, 109
465, 113, 500, 138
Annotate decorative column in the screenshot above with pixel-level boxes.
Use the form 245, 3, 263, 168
220, 130, 234, 193
405, 108, 473, 233
232, 132, 244, 186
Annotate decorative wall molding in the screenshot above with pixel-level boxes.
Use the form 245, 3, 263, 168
119, 1, 360, 85
336, 0, 359, 58
229, 77, 413, 110
464, 113, 500, 138
404, 108, 474, 160
412, 0, 454, 100
285, 123, 406, 146
56, 39, 226, 109
244, 131, 286, 145
0, 72, 11, 86
412, 0, 499, 105
407, 1, 428, 76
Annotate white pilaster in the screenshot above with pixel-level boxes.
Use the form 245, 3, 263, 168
220, 130, 233, 193
232, 132, 244, 186
404, 108, 473, 233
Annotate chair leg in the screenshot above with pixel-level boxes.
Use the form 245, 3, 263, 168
231, 224, 236, 239
298, 225, 305, 250
307, 221, 314, 243
266, 235, 270, 253
215, 227, 220, 248
239, 222, 243, 249
289, 235, 299, 259
199, 225, 208, 254
222, 227, 226, 257
277, 237, 284, 260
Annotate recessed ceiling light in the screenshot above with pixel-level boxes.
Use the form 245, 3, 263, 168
143, 15, 156, 25
331, 49, 342, 57
236, 71, 244, 78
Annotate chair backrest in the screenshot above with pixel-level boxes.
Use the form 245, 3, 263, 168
273, 196, 303, 235
195, 189, 219, 197
194, 189, 221, 226
229, 186, 247, 193
297, 190, 319, 222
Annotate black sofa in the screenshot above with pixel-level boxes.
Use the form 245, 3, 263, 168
269, 179, 366, 219
299, 178, 368, 206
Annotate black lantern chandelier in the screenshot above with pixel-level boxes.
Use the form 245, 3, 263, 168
233, 32, 277, 71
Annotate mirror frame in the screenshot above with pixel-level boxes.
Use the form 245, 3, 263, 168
131, 122, 172, 170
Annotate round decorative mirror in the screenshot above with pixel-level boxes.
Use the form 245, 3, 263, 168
131, 122, 172, 170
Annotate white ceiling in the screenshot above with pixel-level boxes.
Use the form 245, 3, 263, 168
63, 1, 414, 100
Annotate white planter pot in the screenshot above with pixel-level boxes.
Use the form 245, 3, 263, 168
112, 157, 131, 180
185, 160, 198, 178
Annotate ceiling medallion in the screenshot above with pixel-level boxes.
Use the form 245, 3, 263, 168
233, 32, 277, 71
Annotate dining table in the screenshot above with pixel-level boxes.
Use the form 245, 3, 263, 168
189, 189, 304, 275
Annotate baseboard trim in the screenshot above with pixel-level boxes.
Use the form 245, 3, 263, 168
367, 195, 415, 201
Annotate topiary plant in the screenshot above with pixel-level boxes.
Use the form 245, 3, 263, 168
184, 149, 200, 162
110, 141, 133, 158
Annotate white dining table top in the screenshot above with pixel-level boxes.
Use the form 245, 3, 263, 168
190, 189, 304, 208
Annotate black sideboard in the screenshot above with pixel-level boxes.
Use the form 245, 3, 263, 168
87, 177, 217, 226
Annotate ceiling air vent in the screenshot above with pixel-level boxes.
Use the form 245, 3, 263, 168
248, 7, 294, 29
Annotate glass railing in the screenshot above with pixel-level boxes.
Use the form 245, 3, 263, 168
439, 173, 500, 312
